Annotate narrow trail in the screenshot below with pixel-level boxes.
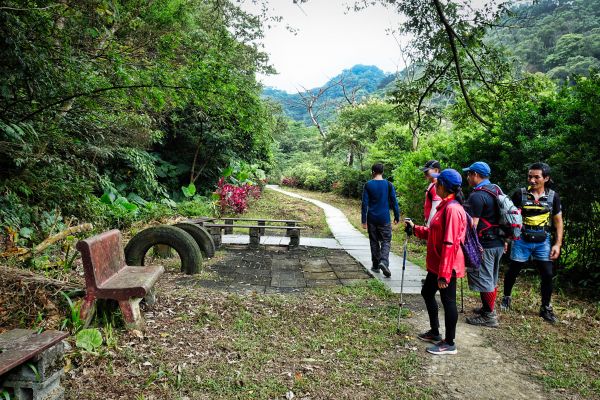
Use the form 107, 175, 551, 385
266, 185, 426, 293
269, 185, 551, 400
410, 304, 547, 400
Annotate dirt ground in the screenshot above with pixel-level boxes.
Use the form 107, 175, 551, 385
2, 244, 597, 399
61, 245, 424, 399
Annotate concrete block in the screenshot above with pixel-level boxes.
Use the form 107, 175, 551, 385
3, 369, 64, 400
6, 343, 64, 383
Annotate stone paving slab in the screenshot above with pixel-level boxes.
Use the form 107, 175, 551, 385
267, 185, 427, 294
304, 271, 338, 280
335, 271, 371, 279
193, 247, 372, 293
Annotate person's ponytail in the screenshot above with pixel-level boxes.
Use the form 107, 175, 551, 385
454, 186, 465, 205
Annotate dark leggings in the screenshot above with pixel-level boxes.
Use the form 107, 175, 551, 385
421, 271, 458, 345
503, 260, 553, 307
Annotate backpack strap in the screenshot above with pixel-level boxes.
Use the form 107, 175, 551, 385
545, 189, 555, 227
443, 199, 470, 244
475, 184, 501, 198
521, 187, 529, 204
473, 184, 501, 235
546, 189, 555, 208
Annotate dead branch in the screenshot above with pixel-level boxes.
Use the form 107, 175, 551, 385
432, 0, 492, 127
0, 266, 83, 291
30, 223, 94, 256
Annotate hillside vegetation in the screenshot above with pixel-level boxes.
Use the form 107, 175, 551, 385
492, 0, 600, 79
270, 0, 600, 291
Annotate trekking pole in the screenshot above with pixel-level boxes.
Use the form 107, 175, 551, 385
396, 237, 408, 334
460, 277, 464, 313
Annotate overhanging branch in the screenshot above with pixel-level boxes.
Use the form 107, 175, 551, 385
432, 0, 492, 127
19, 84, 191, 122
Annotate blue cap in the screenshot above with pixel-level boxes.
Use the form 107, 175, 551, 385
462, 161, 491, 177
430, 168, 462, 189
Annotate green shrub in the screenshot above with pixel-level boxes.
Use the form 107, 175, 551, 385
177, 197, 216, 218
284, 162, 334, 192
332, 167, 371, 199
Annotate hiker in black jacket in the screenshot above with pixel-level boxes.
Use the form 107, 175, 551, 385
463, 161, 504, 328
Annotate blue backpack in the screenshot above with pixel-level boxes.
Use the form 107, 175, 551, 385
462, 213, 484, 270
446, 201, 483, 270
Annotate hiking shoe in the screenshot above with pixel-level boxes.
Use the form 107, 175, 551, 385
540, 305, 558, 323
466, 311, 499, 328
370, 265, 381, 273
500, 296, 512, 311
472, 306, 484, 315
426, 340, 457, 355
379, 262, 391, 278
417, 330, 442, 344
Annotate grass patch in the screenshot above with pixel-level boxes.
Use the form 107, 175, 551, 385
483, 272, 600, 398
65, 280, 433, 399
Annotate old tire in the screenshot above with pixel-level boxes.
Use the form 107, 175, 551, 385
124, 225, 202, 274
174, 222, 216, 258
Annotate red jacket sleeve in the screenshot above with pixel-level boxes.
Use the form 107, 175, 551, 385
438, 205, 465, 281
414, 225, 429, 241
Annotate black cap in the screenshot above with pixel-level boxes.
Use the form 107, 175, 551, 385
420, 160, 441, 172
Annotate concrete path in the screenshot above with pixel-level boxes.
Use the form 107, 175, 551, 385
265, 185, 426, 294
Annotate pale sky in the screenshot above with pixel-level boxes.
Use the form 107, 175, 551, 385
242, 1, 405, 93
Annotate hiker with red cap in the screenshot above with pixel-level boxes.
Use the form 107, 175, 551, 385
405, 169, 467, 355
462, 161, 505, 327
421, 160, 442, 227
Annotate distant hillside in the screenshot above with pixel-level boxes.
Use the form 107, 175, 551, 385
491, 0, 600, 80
262, 65, 393, 124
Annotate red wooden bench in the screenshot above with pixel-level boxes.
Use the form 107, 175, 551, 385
76, 229, 164, 329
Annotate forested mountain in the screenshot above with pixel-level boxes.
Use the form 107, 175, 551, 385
262, 65, 392, 124
491, 0, 600, 79
266, 0, 600, 126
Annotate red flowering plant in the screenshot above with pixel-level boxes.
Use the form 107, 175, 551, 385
281, 176, 298, 187
213, 161, 264, 215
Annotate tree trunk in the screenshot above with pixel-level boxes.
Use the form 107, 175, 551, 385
346, 150, 354, 167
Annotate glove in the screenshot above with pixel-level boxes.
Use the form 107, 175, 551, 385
404, 222, 413, 236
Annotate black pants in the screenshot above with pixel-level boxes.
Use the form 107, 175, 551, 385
367, 222, 392, 267
503, 260, 553, 307
421, 271, 458, 344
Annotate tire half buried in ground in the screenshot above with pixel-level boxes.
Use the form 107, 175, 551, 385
125, 225, 202, 274
173, 222, 216, 258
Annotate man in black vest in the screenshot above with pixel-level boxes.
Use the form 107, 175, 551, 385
462, 161, 504, 327
501, 162, 563, 323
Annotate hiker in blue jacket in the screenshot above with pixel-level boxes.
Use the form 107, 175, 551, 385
361, 162, 400, 278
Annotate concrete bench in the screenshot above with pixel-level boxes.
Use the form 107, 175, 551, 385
0, 329, 68, 400
218, 218, 301, 235
201, 223, 306, 249
76, 229, 164, 330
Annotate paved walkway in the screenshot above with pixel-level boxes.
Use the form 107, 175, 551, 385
264, 185, 426, 294
181, 246, 371, 294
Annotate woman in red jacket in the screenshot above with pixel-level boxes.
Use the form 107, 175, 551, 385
405, 168, 467, 355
